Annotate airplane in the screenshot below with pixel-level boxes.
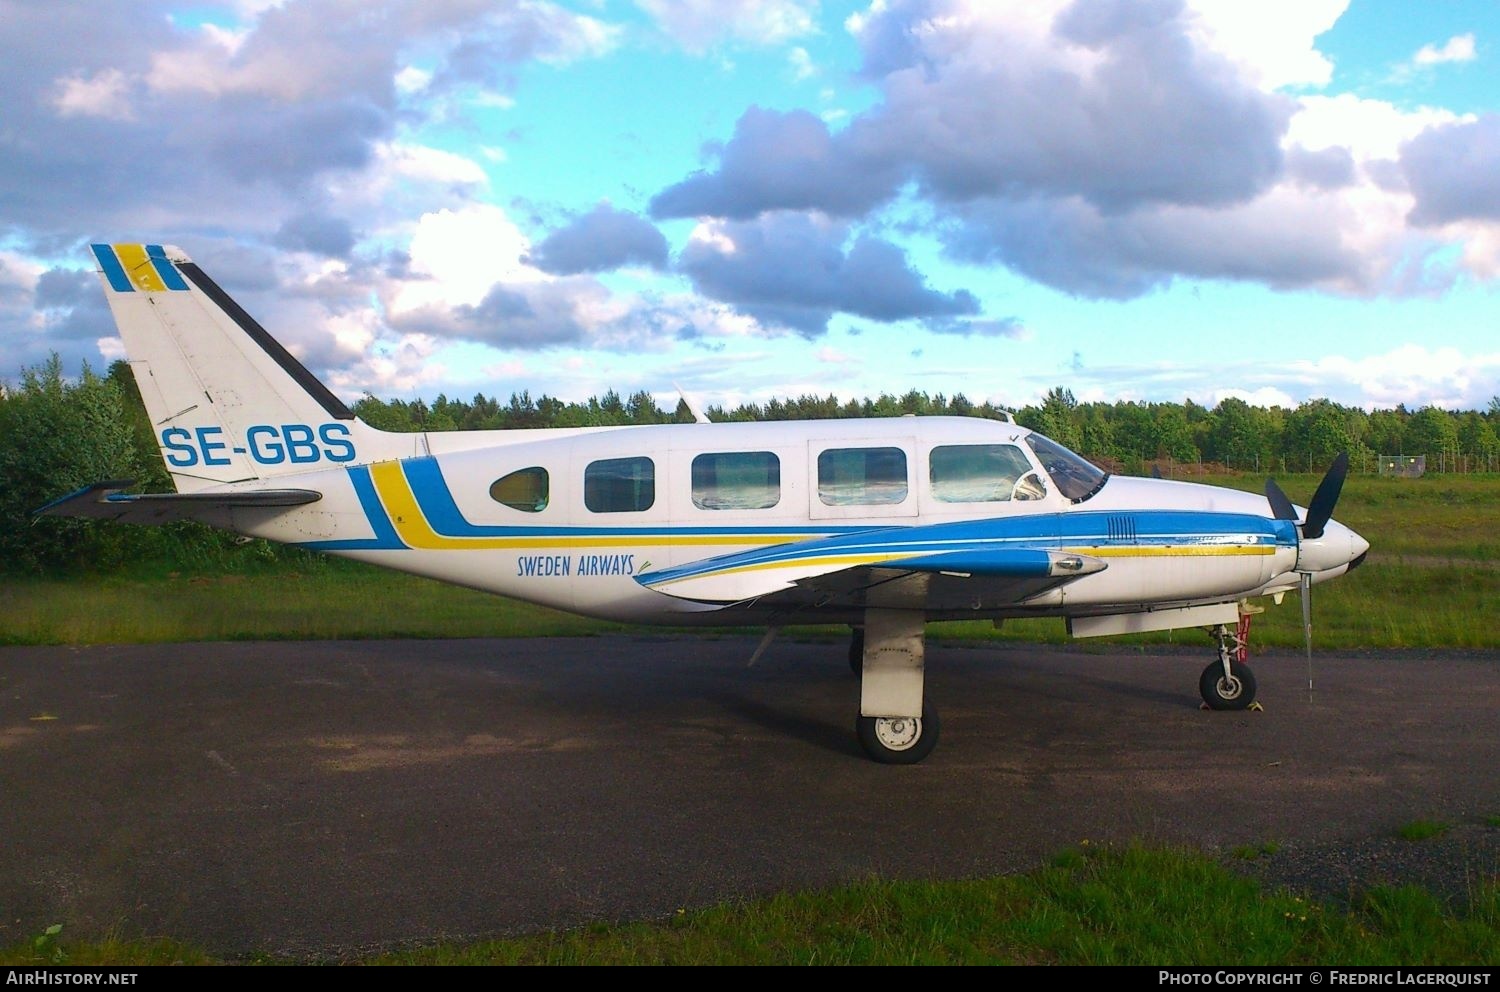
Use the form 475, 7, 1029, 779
38, 243, 1370, 764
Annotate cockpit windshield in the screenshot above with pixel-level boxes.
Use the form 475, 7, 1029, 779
1024, 433, 1108, 502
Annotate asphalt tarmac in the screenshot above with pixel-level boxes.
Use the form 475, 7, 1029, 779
1, 635, 1497, 958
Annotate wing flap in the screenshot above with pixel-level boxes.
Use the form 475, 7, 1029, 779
35, 480, 321, 524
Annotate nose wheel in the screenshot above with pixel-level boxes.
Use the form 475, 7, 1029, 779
1200, 618, 1258, 710
1200, 658, 1257, 709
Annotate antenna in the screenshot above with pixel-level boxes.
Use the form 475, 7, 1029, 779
674, 382, 711, 424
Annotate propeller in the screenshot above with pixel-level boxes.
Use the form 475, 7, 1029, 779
1264, 452, 1351, 698
1265, 451, 1348, 539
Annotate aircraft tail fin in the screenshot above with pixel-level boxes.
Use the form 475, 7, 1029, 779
90, 243, 396, 491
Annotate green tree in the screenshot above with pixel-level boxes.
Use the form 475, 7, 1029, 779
1285, 399, 1364, 471
1457, 412, 1498, 468
1203, 397, 1272, 470
1110, 402, 1157, 464
1365, 408, 1407, 455
0, 356, 145, 572
1018, 387, 1082, 451
352, 394, 418, 431
1403, 406, 1460, 466
625, 390, 667, 424
1153, 404, 1199, 462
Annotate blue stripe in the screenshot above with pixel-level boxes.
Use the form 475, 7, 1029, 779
890, 548, 1058, 577
145, 244, 189, 291
91, 244, 133, 293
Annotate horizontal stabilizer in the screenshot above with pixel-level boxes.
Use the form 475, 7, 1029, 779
35, 480, 321, 524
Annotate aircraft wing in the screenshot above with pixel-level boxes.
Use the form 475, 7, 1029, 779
637, 518, 1105, 612
35, 480, 321, 524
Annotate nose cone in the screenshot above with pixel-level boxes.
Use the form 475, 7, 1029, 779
1298, 518, 1369, 574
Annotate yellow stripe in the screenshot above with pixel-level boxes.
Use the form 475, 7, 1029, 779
369, 461, 809, 551
1063, 545, 1274, 558
112, 244, 168, 293
654, 552, 909, 586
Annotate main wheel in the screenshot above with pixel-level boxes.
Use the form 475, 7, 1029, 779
1199, 659, 1257, 710
848, 627, 864, 676
857, 703, 939, 764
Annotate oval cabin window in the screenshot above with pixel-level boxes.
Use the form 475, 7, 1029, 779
490, 467, 549, 512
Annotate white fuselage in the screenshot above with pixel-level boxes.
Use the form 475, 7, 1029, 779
210, 416, 1362, 626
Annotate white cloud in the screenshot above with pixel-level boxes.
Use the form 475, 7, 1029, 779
1209, 385, 1298, 408
1414, 33, 1476, 67
325, 332, 449, 398
395, 66, 432, 95
1185, 0, 1348, 89
49, 69, 134, 120
789, 46, 816, 80
1288, 94, 1467, 160
379, 143, 491, 189
636, 0, 818, 53
1295, 345, 1500, 410
96, 336, 127, 362
393, 204, 540, 316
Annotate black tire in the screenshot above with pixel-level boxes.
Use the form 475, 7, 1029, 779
1199, 659, 1257, 710
857, 702, 939, 764
848, 627, 864, 676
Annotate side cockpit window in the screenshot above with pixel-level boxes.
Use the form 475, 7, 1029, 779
490, 466, 549, 512
1024, 433, 1107, 503
929, 444, 1044, 502
585, 456, 655, 513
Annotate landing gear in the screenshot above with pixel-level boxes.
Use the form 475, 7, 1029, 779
857, 703, 940, 764
1199, 658, 1257, 710
1200, 617, 1258, 710
854, 608, 936, 764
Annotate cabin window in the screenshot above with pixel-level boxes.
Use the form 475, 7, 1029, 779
692, 451, 780, 510
929, 444, 1043, 502
585, 456, 656, 513
489, 466, 549, 512
817, 447, 908, 506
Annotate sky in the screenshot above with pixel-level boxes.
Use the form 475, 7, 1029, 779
2, 0, 1498, 414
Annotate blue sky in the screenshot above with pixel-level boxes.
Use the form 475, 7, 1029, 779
2, 0, 1497, 413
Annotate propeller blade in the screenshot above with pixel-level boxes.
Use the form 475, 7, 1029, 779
1265, 478, 1297, 522
1300, 572, 1312, 660
1300, 571, 1314, 698
1302, 451, 1349, 540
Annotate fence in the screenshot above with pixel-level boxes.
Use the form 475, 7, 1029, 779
1377, 455, 1426, 478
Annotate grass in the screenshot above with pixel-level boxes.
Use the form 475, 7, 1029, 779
1231, 841, 1282, 861
0, 558, 630, 645
2, 844, 1496, 966
1396, 819, 1454, 842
